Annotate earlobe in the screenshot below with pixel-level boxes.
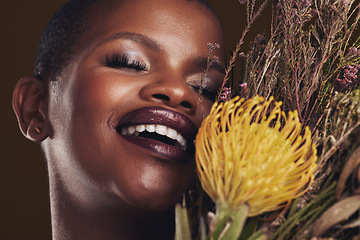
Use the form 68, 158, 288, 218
12, 76, 50, 142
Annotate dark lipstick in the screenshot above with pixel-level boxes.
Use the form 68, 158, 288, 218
115, 107, 197, 163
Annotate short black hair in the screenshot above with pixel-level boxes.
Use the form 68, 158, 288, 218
34, 0, 96, 80
33, 0, 215, 80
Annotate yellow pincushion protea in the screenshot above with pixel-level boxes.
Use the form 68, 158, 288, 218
196, 96, 317, 217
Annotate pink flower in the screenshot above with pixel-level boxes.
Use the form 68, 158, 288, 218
239, 52, 246, 57
219, 87, 232, 102
207, 42, 220, 51
344, 66, 358, 80
299, 0, 311, 8
239, 82, 248, 91
343, 0, 350, 7
239, 82, 248, 98
347, 47, 360, 57
212, 56, 220, 63
335, 64, 360, 92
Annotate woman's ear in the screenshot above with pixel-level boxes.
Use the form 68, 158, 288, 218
12, 76, 50, 142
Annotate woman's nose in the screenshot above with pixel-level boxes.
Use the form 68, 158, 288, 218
139, 74, 198, 115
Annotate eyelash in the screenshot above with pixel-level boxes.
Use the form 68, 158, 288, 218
192, 85, 218, 101
105, 53, 217, 100
105, 53, 149, 72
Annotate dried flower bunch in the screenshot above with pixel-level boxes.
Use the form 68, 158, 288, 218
239, 0, 360, 126
176, 0, 360, 239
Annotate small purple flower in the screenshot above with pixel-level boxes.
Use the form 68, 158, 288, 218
212, 56, 220, 63
344, 65, 358, 80
343, 0, 350, 7
239, 82, 248, 91
335, 64, 360, 92
219, 87, 232, 102
238, 0, 246, 4
239, 52, 246, 58
239, 82, 248, 98
207, 42, 220, 51
299, 0, 311, 8
347, 47, 360, 58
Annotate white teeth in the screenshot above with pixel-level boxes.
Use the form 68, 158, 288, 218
176, 134, 186, 148
146, 125, 155, 132
176, 134, 184, 144
155, 125, 168, 136
135, 125, 146, 132
128, 126, 136, 135
121, 124, 188, 150
167, 128, 177, 140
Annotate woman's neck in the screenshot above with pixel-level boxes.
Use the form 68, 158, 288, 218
51, 202, 175, 240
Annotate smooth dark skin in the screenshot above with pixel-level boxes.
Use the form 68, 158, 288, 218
13, 0, 225, 239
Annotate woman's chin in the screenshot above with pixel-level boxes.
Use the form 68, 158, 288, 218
123, 186, 186, 212
105, 177, 189, 213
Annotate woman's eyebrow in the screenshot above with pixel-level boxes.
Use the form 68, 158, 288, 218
98, 32, 162, 52
193, 57, 226, 75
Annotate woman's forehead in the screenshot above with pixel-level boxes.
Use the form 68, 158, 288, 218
87, 0, 224, 50
89, 0, 219, 29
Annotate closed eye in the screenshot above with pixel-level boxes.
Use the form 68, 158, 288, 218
192, 85, 218, 101
105, 53, 149, 72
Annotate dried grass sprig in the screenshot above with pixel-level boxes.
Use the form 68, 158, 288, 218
217, 0, 269, 102
237, 0, 360, 128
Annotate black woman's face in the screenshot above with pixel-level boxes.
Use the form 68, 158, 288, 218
46, 0, 225, 211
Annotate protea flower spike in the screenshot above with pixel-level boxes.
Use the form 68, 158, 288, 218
196, 96, 317, 216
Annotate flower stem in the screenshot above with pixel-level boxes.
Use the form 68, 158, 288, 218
213, 203, 249, 240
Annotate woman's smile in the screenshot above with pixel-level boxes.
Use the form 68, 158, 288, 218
114, 106, 198, 163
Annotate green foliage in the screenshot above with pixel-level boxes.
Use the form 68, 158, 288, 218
175, 199, 192, 240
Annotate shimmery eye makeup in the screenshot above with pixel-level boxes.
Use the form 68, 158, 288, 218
105, 53, 149, 72
192, 84, 218, 101
186, 73, 223, 102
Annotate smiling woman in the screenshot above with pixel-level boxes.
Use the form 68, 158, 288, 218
11, 0, 226, 239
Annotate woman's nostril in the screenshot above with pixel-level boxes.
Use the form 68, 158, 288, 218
152, 94, 170, 102
180, 101, 192, 109
150, 93, 193, 110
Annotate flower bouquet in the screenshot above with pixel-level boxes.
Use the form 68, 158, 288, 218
175, 0, 360, 239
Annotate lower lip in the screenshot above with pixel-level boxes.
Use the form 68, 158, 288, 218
120, 134, 193, 164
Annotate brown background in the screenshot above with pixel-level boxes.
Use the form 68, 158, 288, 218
0, 1, 272, 239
